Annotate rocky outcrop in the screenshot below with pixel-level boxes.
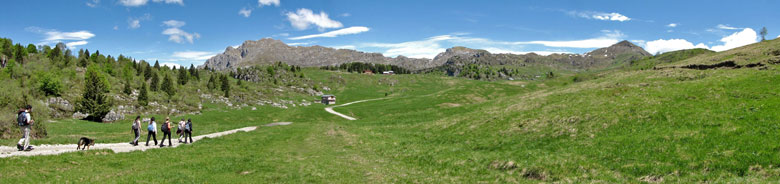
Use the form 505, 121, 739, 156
202, 38, 435, 71
435, 40, 652, 76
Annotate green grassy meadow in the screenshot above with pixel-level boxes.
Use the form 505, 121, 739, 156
2, 61, 780, 183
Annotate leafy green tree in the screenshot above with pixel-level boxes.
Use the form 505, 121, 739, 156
38, 73, 63, 96
161, 73, 176, 98
150, 72, 159, 91
13, 43, 26, 63
77, 66, 112, 122
138, 82, 149, 106
26, 44, 37, 54
0, 38, 12, 57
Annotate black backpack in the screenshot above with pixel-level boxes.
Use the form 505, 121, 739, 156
161, 122, 170, 132
17, 112, 28, 126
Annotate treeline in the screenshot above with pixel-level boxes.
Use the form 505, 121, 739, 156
320, 62, 411, 74
0, 37, 232, 123
457, 64, 526, 80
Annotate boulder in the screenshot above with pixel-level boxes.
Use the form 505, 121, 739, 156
102, 110, 124, 122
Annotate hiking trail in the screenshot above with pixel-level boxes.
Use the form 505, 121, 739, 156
325, 98, 385, 120
0, 122, 292, 158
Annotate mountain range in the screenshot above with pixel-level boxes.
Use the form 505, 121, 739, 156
203, 38, 653, 73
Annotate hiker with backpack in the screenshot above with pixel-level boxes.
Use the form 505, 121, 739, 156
177, 118, 186, 143
159, 117, 172, 147
131, 116, 141, 146
146, 117, 158, 146
184, 118, 193, 143
16, 105, 34, 151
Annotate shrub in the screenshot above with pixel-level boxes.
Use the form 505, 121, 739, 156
38, 73, 63, 96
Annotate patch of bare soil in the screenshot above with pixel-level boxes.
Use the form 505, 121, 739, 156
437, 103, 462, 108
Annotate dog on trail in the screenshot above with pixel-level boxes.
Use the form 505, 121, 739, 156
77, 137, 95, 150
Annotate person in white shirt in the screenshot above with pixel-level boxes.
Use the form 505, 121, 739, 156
177, 118, 186, 143
17, 105, 34, 151
131, 116, 142, 146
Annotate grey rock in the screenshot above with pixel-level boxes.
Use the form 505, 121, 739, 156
102, 110, 124, 122
72, 112, 89, 119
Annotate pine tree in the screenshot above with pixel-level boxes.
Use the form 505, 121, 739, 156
161, 73, 176, 98
150, 72, 159, 91
123, 79, 132, 95
144, 64, 153, 81
154, 60, 160, 69
220, 75, 230, 98
178, 66, 189, 85
207, 75, 216, 90
138, 82, 148, 106
77, 66, 112, 122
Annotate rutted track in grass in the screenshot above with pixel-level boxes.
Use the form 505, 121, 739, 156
0, 122, 291, 158
325, 98, 387, 120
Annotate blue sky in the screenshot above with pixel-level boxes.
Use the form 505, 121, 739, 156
1, 0, 778, 67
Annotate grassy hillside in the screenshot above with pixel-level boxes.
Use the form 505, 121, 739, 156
0, 38, 323, 139
2, 39, 780, 182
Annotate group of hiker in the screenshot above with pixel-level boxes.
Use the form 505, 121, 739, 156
12, 104, 196, 152
131, 115, 194, 147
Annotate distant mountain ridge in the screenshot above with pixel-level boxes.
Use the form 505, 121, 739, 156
202, 39, 652, 73
203, 38, 434, 70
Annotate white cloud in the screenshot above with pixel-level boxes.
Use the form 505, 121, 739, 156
777, 35, 780, 38
332, 45, 356, 50
113, 26, 119, 30
570, 11, 631, 22
66, 41, 89, 48
152, 0, 183, 5
516, 30, 624, 48
172, 51, 216, 61
238, 8, 252, 17
119, 0, 147, 6
483, 48, 570, 56
289, 26, 369, 40
710, 28, 757, 51
129, 20, 141, 29
286, 8, 343, 30
26, 27, 95, 47
362, 30, 624, 59
160, 62, 182, 68
86, 0, 100, 7
119, 0, 182, 7
643, 28, 758, 54
128, 14, 151, 29
45, 30, 95, 41
340, 13, 351, 17
716, 24, 741, 30
162, 20, 186, 27
161, 20, 200, 44
272, 33, 289, 37
258, 0, 279, 7
666, 23, 678, 28
644, 39, 708, 54
288, 42, 315, 46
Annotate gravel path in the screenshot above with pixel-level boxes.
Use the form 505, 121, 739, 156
324, 98, 385, 120
0, 122, 291, 158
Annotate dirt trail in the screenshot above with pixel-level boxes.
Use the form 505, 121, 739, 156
325, 98, 386, 120
0, 122, 291, 158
